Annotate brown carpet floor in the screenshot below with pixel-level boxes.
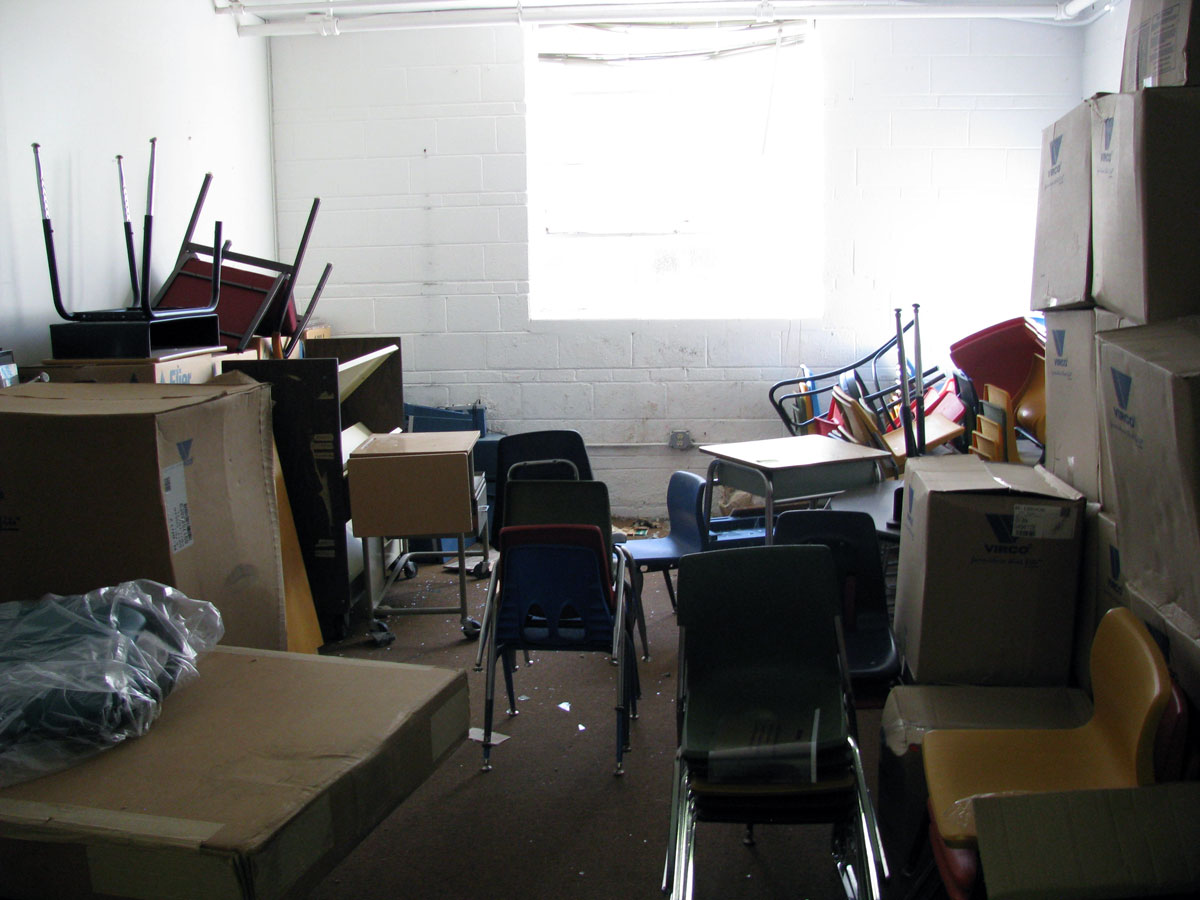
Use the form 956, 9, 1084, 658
308, 560, 890, 900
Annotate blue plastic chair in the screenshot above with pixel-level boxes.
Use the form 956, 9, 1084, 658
773, 509, 900, 706
479, 523, 638, 774
492, 430, 593, 533
626, 471, 770, 613
624, 471, 706, 610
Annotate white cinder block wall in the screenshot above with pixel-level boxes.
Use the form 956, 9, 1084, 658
271, 4, 1127, 517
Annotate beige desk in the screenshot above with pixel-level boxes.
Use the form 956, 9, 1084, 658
0, 646, 468, 900
348, 432, 486, 636
700, 435, 890, 544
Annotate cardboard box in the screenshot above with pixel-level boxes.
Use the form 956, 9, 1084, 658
1121, 0, 1200, 90
975, 783, 1200, 900
1090, 88, 1200, 324
1125, 579, 1200, 711
1030, 101, 1096, 311
1074, 507, 1125, 690
0, 646, 469, 900
1043, 308, 1131, 501
1098, 317, 1200, 656
26, 350, 259, 385
348, 432, 478, 538
0, 380, 287, 650
894, 455, 1086, 685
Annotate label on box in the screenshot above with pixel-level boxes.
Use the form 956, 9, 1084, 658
162, 462, 194, 553
1012, 503, 1076, 539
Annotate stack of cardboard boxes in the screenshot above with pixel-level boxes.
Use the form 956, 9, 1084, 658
1037, 0, 1200, 704
880, 3, 1200, 878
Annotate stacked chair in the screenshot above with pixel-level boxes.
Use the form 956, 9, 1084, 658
663, 545, 888, 900
474, 430, 646, 774
773, 510, 900, 707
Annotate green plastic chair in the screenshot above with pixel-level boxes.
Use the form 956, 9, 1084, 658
663, 545, 888, 900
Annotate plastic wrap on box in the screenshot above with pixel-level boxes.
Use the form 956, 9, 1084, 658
0, 580, 223, 786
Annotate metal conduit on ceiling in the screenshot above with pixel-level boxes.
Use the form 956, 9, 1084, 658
216, 0, 1114, 35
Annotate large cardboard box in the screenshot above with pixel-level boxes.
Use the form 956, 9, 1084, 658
1121, 0, 1200, 90
1125, 579, 1200, 710
1030, 101, 1096, 312
1097, 317, 1200, 652
0, 380, 286, 650
1074, 507, 1125, 690
348, 432, 478, 538
894, 455, 1086, 685
1043, 308, 1131, 501
25, 350, 259, 385
975, 784, 1200, 900
0, 646, 469, 900
1090, 88, 1200, 324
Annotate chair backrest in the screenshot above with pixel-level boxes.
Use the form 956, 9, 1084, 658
772, 509, 888, 628
496, 524, 615, 645
1088, 606, 1172, 786
504, 479, 615, 561
493, 430, 594, 529
676, 546, 842, 684
665, 471, 706, 553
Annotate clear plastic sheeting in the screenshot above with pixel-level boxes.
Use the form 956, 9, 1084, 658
0, 580, 223, 787
940, 789, 1037, 841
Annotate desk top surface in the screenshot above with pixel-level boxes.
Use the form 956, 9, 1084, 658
354, 430, 477, 456
700, 434, 889, 471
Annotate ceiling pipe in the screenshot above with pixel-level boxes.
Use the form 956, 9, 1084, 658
221, 0, 1111, 35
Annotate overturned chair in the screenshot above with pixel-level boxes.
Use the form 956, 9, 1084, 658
663, 545, 888, 900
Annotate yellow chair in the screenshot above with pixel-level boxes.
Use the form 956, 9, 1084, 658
922, 606, 1171, 851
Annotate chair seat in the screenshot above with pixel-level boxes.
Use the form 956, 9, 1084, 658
625, 534, 696, 570
706, 516, 767, 549
681, 668, 849, 785
923, 721, 1136, 846
843, 622, 900, 682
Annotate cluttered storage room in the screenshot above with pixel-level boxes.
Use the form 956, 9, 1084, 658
3, 1, 1200, 898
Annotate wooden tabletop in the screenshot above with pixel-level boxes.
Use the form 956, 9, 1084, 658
700, 434, 889, 472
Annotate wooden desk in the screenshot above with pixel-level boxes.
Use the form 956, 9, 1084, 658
699, 436, 890, 545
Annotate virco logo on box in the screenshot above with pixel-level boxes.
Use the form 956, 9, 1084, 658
1100, 117, 1115, 163
1108, 367, 1145, 450
984, 514, 1031, 554
1110, 368, 1135, 427
1051, 329, 1069, 368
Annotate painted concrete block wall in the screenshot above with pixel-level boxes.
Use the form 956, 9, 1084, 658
271, 12, 1117, 516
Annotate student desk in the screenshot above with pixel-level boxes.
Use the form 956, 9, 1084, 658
828, 479, 905, 542
699, 435, 890, 545
0, 646, 468, 900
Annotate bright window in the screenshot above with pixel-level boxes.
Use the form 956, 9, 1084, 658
527, 21, 825, 320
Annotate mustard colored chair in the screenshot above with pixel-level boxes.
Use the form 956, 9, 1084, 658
921, 606, 1172, 898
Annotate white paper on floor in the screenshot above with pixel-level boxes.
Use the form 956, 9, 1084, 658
467, 728, 510, 744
